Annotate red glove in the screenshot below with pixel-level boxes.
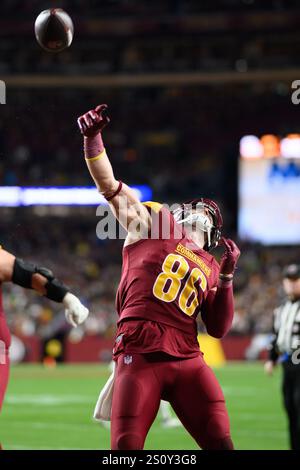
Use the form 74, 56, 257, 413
77, 104, 110, 137
219, 237, 240, 277
77, 105, 110, 159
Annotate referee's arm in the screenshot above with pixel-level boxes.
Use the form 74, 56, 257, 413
268, 330, 280, 363
264, 311, 279, 375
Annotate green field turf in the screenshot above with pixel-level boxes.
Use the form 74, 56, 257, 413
0, 362, 289, 450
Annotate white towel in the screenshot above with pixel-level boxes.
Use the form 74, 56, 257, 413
93, 361, 116, 422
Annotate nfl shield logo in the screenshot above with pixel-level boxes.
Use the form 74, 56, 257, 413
124, 355, 133, 365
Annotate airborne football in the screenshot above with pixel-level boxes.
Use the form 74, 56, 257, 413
1, 0, 300, 462
34, 9, 74, 53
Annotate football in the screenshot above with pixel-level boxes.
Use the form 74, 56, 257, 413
34, 8, 74, 53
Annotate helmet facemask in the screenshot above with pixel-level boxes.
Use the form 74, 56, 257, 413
172, 199, 222, 251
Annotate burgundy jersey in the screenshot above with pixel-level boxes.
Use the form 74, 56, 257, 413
116, 203, 220, 340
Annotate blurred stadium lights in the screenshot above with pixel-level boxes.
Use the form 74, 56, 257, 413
0, 185, 152, 207
240, 134, 300, 159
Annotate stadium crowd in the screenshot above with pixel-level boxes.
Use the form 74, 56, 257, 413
1, 81, 299, 348
0, 1, 299, 75
1, 214, 299, 343
1, 30, 299, 76
0, 0, 299, 358
1, 84, 297, 199
1, 0, 299, 17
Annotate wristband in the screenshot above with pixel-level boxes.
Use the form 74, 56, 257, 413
219, 273, 234, 281
85, 149, 107, 162
84, 134, 104, 160
106, 181, 123, 201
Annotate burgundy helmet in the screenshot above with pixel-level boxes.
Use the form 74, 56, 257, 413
172, 198, 223, 251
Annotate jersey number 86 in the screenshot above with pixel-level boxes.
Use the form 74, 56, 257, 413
153, 253, 207, 317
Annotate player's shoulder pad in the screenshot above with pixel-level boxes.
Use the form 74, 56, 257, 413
142, 201, 163, 213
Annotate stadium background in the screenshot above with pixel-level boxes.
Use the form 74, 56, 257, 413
1, 0, 300, 449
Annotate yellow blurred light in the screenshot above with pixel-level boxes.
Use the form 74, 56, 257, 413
45, 339, 62, 358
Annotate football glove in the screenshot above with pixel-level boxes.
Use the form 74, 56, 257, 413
63, 293, 89, 328
77, 104, 110, 138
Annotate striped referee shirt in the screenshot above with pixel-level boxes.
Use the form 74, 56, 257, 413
269, 298, 300, 361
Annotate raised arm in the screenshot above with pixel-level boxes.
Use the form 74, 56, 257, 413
77, 105, 151, 243
0, 248, 89, 328
201, 238, 240, 338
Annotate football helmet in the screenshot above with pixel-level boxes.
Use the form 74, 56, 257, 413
172, 198, 223, 251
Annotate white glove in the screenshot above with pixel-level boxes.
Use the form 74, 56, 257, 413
63, 293, 89, 328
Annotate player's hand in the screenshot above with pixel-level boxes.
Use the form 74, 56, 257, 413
264, 360, 275, 376
219, 237, 240, 276
77, 104, 110, 138
63, 293, 89, 328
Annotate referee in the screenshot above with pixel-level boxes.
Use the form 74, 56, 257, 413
264, 264, 300, 450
